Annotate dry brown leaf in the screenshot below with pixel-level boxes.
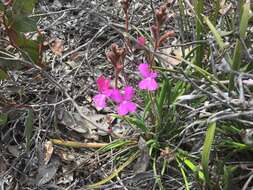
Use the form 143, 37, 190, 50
44, 141, 54, 165
219, 1, 232, 15
35, 156, 60, 186
51, 38, 64, 56
56, 150, 75, 161
57, 166, 74, 184
160, 48, 181, 68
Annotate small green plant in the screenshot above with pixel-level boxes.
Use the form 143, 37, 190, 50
1, 0, 253, 189
0, 0, 44, 80
89, 1, 253, 189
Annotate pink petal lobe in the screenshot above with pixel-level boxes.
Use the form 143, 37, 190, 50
111, 89, 123, 103
117, 103, 128, 116
150, 72, 157, 78
104, 89, 113, 97
138, 63, 150, 78
138, 79, 149, 90
123, 86, 134, 101
138, 78, 158, 91
137, 36, 146, 46
117, 101, 137, 116
97, 75, 110, 93
125, 101, 137, 112
147, 78, 158, 91
93, 94, 107, 110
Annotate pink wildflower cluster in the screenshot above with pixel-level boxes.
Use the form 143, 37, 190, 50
93, 63, 158, 116
93, 76, 136, 116
138, 63, 158, 91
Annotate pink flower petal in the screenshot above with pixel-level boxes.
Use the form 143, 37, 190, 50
150, 72, 157, 78
137, 36, 146, 47
138, 77, 158, 91
138, 79, 148, 90
93, 94, 107, 110
97, 75, 110, 93
117, 101, 137, 116
117, 103, 128, 116
125, 101, 137, 112
111, 89, 123, 103
123, 86, 134, 101
138, 63, 150, 78
104, 89, 113, 97
147, 78, 158, 91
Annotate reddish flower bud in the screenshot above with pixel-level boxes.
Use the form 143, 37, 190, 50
121, 0, 130, 13
136, 36, 146, 47
155, 5, 167, 27
158, 31, 176, 47
151, 25, 159, 41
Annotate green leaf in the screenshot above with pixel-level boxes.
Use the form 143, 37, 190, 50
12, 15, 37, 32
223, 165, 237, 190
193, 0, 204, 67
177, 154, 205, 181
0, 57, 24, 71
0, 113, 8, 125
229, 2, 251, 91
17, 37, 39, 63
112, 114, 148, 132
238, 2, 251, 38
201, 122, 216, 186
203, 16, 225, 49
126, 116, 148, 132
176, 158, 190, 190
0, 68, 9, 80
99, 140, 135, 152
157, 79, 170, 115
24, 109, 33, 150
0, 2, 4, 11
13, 0, 37, 15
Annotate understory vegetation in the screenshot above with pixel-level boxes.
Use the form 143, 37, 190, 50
0, 0, 253, 189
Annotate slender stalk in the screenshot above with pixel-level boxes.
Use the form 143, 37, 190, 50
194, 0, 204, 68
228, 2, 250, 92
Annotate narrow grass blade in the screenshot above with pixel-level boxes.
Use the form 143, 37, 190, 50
125, 116, 148, 132
210, 0, 220, 25
201, 122, 216, 185
0, 113, 8, 125
229, 2, 251, 91
176, 158, 190, 190
112, 114, 148, 132
24, 109, 33, 150
194, 0, 204, 67
86, 151, 140, 189
177, 154, 205, 181
203, 16, 225, 49
99, 139, 137, 152
223, 165, 237, 190
221, 140, 253, 151
0, 68, 8, 80
153, 157, 164, 190
157, 79, 170, 115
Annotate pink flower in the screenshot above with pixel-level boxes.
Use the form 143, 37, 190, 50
93, 75, 112, 110
2, 0, 12, 6
111, 86, 137, 116
137, 36, 146, 47
138, 63, 158, 91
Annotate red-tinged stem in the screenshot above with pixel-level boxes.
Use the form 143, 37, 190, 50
125, 10, 131, 50
115, 69, 118, 88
